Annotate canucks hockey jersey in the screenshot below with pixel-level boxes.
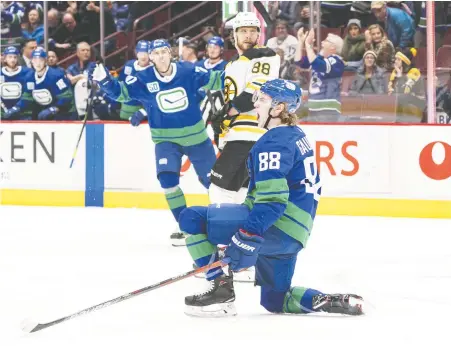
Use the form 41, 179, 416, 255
0, 66, 32, 112
18, 66, 76, 119
243, 125, 321, 247
118, 59, 152, 114
101, 61, 220, 146
195, 58, 227, 73
296, 55, 344, 114
221, 46, 280, 147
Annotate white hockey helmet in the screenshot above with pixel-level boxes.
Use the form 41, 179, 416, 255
232, 12, 261, 48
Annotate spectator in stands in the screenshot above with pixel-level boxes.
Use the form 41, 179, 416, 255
348, 50, 387, 96
47, 50, 66, 74
388, 48, 422, 96
53, 12, 91, 54
414, 1, 449, 52
320, 1, 352, 28
1, 1, 25, 45
371, 1, 415, 50
18, 39, 37, 68
66, 42, 95, 85
47, 8, 61, 37
22, 8, 44, 44
267, 19, 298, 63
364, 24, 395, 70
295, 28, 345, 122
341, 19, 366, 70
268, 1, 302, 26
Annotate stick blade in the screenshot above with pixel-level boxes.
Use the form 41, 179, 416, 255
20, 318, 40, 333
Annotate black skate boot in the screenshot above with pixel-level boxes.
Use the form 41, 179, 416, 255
312, 294, 364, 316
170, 227, 186, 247
185, 273, 237, 317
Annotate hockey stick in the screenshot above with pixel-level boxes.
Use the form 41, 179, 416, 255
21, 260, 226, 334
69, 79, 96, 168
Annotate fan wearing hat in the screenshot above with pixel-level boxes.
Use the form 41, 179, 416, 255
0, 46, 33, 120
388, 48, 422, 96
341, 19, 366, 70
348, 50, 387, 96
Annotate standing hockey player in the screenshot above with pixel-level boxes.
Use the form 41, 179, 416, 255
89, 39, 218, 245
179, 79, 364, 317
3, 47, 76, 120
118, 40, 152, 121
209, 12, 280, 205
0, 46, 32, 120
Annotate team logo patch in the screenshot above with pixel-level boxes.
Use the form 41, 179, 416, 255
147, 82, 160, 93
224, 76, 238, 103
156, 87, 188, 113
124, 66, 132, 75
27, 82, 35, 90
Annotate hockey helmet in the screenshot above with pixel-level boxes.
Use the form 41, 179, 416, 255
232, 12, 261, 32
3, 46, 19, 56
135, 40, 150, 53
254, 79, 302, 113
149, 39, 171, 53
31, 47, 47, 59
207, 36, 224, 48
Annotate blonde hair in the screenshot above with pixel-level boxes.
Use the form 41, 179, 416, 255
278, 104, 299, 126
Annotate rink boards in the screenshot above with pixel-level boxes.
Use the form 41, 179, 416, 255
0, 122, 450, 218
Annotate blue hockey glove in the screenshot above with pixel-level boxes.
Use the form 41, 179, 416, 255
1, 11, 13, 23
2, 106, 20, 119
38, 107, 58, 120
224, 229, 264, 272
130, 109, 147, 127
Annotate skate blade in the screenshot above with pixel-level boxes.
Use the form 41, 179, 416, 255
171, 238, 187, 247
184, 302, 237, 318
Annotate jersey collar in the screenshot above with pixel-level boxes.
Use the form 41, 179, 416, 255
133, 60, 151, 72
1, 66, 22, 77
153, 62, 177, 83
35, 66, 49, 84
204, 59, 223, 69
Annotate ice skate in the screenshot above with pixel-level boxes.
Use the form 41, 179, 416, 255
170, 225, 187, 247
312, 293, 364, 316
185, 273, 237, 317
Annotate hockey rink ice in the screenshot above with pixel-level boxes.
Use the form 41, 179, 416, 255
1, 206, 450, 346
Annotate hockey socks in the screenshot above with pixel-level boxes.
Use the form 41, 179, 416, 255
164, 186, 187, 222
282, 287, 324, 313
186, 234, 224, 280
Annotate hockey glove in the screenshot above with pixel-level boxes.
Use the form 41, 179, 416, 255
89, 63, 111, 85
130, 109, 147, 127
224, 229, 264, 272
38, 107, 58, 120
2, 106, 20, 119
1, 11, 13, 23
211, 102, 233, 135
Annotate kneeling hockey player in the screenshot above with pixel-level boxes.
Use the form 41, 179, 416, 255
178, 78, 364, 317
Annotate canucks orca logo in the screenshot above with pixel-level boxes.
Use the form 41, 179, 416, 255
224, 76, 238, 103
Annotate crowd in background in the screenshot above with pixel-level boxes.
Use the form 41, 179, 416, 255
1, 1, 451, 123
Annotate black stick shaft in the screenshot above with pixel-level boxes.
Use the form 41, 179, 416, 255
27, 260, 224, 333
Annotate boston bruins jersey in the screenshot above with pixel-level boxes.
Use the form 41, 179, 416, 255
221, 46, 279, 147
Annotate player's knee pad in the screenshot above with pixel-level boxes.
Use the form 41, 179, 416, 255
178, 206, 208, 235
260, 286, 287, 313
158, 171, 180, 189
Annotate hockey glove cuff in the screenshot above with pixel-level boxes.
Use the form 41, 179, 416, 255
224, 229, 264, 272
38, 107, 58, 120
130, 108, 147, 127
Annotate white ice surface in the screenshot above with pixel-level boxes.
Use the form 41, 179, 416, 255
1, 206, 451, 346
